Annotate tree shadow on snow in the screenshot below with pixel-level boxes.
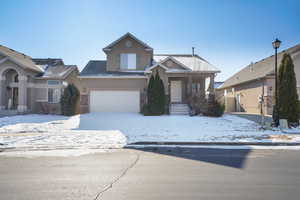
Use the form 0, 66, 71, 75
126, 146, 251, 169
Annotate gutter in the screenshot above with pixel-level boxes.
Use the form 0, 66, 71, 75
78, 75, 147, 79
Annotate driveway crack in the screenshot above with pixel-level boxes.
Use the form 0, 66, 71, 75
93, 153, 140, 200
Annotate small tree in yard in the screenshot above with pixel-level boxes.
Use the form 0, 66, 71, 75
144, 71, 166, 115
278, 53, 299, 125
61, 84, 80, 116
155, 74, 166, 114
147, 74, 155, 109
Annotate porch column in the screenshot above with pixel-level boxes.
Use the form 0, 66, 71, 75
18, 75, 27, 112
0, 76, 6, 110
209, 74, 215, 94
199, 76, 205, 97
187, 76, 192, 96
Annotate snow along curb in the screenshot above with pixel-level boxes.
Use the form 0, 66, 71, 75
2, 141, 300, 152
128, 141, 300, 146
0, 146, 123, 153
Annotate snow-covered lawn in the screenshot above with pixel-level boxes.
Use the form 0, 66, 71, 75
1, 112, 300, 155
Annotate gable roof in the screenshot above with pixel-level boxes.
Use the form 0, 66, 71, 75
33, 58, 64, 66
0, 45, 44, 73
80, 60, 107, 75
160, 56, 191, 70
103, 32, 153, 52
146, 62, 169, 72
36, 65, 78, 79
153, 54, 220, 72
219, 43, 300, 89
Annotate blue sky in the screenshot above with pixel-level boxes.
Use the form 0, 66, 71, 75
1, 0, 300, 81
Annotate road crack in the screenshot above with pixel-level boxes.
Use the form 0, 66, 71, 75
93, 153, 140, 200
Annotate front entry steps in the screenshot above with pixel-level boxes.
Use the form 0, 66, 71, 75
170, 104, 190, 115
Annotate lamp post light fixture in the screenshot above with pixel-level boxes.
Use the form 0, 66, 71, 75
272, 38, 281, 127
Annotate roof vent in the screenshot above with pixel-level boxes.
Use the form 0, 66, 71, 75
250, 62, 254, 72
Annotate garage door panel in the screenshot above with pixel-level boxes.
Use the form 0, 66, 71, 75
90, 90, 140, 112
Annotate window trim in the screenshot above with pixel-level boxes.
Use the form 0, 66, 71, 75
120, 53, 136, 70
47, 88, 61, 103
47, 80, 61, 85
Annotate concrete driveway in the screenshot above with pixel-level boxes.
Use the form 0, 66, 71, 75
1, 147, 300, 200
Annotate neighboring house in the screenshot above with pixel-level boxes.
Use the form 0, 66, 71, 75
216, 44, 300, 115
78, 33, 220, 114
0, 45, 79, 114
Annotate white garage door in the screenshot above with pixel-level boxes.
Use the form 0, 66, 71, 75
90, 90, 140, 112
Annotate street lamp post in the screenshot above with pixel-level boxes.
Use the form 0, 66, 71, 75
272, 38, 281, 127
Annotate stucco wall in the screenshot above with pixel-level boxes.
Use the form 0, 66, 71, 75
218, 79, 270, 114
105, 35, 153, 71
31, 69, 79, 114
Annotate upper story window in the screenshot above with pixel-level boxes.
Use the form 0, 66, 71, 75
120, 53, 136, 70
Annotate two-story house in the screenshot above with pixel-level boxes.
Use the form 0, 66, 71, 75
78, 33, 220, 114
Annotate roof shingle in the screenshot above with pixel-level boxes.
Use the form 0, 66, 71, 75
153, 54, 220, 72
0, 45, 44, 73
220, 44, 300, 89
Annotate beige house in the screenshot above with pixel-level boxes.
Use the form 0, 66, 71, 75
79, 33, 220, 114
217, 44, 300, 115
0, 45, 79, 115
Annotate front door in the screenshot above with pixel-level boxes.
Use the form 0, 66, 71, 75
170, 81, 182, 103
12, 87, 18, 109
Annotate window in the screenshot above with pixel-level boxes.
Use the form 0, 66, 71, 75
120, 53, 136, 69
48, 88, 61, 103
47, 80, 60, 85
192, 83, 197, 94
14, 74, 18, 82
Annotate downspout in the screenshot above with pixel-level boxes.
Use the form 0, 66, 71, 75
260, 78, 265, 127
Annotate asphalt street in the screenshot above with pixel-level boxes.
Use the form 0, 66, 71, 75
1, 147, 300, 200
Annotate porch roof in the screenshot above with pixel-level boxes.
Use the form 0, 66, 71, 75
153, 54, 220, 73
0, 45, 44, 73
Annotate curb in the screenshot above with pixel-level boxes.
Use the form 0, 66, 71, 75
0, 146, 123, 153
128, 141, 300, 146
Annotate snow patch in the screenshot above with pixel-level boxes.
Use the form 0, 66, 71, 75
1, 112, 300, 157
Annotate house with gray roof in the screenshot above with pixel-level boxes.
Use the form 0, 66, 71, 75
79, 32, 220, 114
0, 45, 79, 114
216, 43, 300, 115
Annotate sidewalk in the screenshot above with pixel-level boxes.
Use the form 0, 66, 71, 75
229, 112, 272, 124
128, 141, 300, 146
